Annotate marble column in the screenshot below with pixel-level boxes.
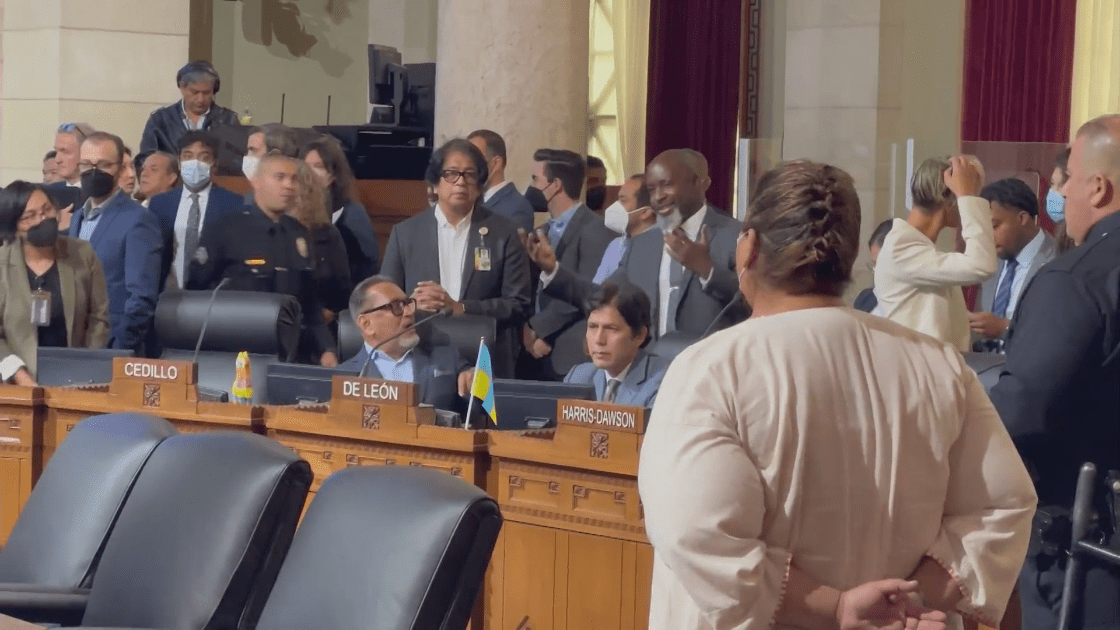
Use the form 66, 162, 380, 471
434, 0, 589, 189
0, 0, 188, 183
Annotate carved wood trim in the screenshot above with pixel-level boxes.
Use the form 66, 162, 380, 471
590, 431, 609, 458
142, 384, 160, 407
500, 503, 647, 536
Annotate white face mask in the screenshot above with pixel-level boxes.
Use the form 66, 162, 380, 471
241, 155, 260, 180
180, 159, 212, 191
603, 200, 644, 235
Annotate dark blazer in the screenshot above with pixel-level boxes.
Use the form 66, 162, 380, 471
853, 287, 877, 313
335, 200, 380, 283
139, 101, 240, 156
486, 183, 535, 234
309, 222, 352, 314
544, 206, 749, 338
69, 191, 162, 354
0, 237, 111, 378
380, 204, 532, 379
148, 184, 245, 290
529, 205, 615, 379
977, 230, 1058, 314
338, 344, 467, 415
563, 349, 669, 408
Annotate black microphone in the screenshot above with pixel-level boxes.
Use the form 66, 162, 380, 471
700, 290, 743, 340
192, 277, 230, 365
358, 307, 453, 378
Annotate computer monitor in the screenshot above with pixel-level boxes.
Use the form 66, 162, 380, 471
368, 44, 407, 124
265, 363, 353, 406
36, 347, 135, 387
489, 380, 596, 431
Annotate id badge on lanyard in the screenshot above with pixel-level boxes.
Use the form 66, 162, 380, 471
30, 290, 51, 326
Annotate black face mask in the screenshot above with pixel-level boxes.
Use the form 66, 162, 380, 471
524, 184, 549, 213
25, 217, 59, 248
585, 186, 607, 212
80, 168, 116, 199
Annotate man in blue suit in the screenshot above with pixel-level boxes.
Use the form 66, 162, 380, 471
338, 276, 475, 415
148, 130, 244, 291
564, 281, 668, 408
468, 130, 535, 233
69, 132, 162, 355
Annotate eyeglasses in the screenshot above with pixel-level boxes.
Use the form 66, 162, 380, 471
18, 206, 57, 226
440, 169, 480, 185
78, 160, 120, 173
58, 123, 89, 142
361, 298, 416, 317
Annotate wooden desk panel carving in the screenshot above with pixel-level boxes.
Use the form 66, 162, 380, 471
0, 386, 43, 544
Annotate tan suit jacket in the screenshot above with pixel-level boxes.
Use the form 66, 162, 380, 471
873, 196, 997, 351
0, 237, 111, 378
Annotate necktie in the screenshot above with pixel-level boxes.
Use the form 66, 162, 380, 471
183, 193, 202, 283
664, 258, 685, 333
991, 258, 1019, 318
603, 378, 621, 403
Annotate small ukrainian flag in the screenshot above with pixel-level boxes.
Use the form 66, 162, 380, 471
468, 340, 498, 428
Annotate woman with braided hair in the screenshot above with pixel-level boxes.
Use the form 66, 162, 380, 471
639, 160, 1036, 630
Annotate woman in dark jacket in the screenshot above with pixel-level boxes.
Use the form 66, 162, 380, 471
300, 137, 381, 283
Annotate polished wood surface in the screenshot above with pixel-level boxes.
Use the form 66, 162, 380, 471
0, 386, 42, 544
0, 613, 46, 630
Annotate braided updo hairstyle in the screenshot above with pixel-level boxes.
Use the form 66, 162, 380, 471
743, 160, 861, 297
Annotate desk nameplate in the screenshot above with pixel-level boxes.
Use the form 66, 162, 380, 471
556, 399, 645, 435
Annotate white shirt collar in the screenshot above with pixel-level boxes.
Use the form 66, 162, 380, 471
680, 204, 708, 239
604, 357, 636, 382
434, 206, 473, 230
484, 179, 512, 202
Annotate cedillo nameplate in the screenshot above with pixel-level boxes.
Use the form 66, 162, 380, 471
112, 357, 197, 385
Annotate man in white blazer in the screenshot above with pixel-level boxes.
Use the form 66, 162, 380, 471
970, 178, 1058, 352
874, 156, 997, 351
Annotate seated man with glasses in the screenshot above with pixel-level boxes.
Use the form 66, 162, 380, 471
338, 276, 475, 416
380, 138, 532, 379
68, 131, 162, 356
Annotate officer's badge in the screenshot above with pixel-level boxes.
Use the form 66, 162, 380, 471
194, 247, 208, 265
295, 237, 309, 258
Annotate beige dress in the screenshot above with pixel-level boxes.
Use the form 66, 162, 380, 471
638, 307, 1035, 630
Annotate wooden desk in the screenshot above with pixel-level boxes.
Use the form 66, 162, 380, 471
486, 400, 651, 630
0, 385, 42, 543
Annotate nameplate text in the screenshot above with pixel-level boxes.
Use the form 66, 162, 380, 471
557, 399, 645, 435
331, 375, 417, 407
112, 358, 195, 385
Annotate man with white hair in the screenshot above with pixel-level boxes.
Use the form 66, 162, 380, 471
991, 115, 1120, 629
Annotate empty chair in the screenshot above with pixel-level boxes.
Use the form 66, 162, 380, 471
0, 414, 176, 593
0, 431, 312, 629
253, 466, 502, 630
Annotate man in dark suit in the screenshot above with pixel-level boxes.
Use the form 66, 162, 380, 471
969, 178, 1058, 352
990, 114, 1120, 629
380, 139, 532, 379
149, 131, 244, 291
529, 149, 749, 341
139, 61, 240, 157
46, 123, 96, 219
338, 276, 474, 415
521, 148, 615, 380
564, 282, 668, 408
853, 219, 892, 313
468, 129, 535, 233
68, 132, 162, 355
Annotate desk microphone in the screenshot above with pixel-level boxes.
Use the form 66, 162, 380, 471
358, 307, 453, 379
192, 277, 230, 365
699, 290, 743, 340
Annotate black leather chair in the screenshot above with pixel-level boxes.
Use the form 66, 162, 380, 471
961, 351, 1006, 394
156, 290, 303, 403
0, 414, 176, 592
0, 431, 312, 629
337, 309, 497, 367
252, 466, 502, 630
647, 331, 701, 362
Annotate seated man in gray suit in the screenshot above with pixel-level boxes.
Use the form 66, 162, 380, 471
468, 129, 535, 233
970, 178, 1057, 352
565, 282, 668, 407
338, 276, 475, 415
529, 148, 749, 342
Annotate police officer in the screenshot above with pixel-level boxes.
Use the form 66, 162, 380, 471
990, 114, 1120, 629
187, 153, 332, 365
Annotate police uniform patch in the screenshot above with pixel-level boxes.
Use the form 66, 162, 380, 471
295, 237, 308, 258
193, 247, 208, 265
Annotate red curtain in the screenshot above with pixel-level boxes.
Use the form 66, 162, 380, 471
645, 0, 743, 212
961, 0, 1077, 143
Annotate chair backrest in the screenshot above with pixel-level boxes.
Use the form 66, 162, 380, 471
962, 351, 1006, 394
647, 330, 700, 362
80, 431, 311, 630
338, 309, 497, 367
155, 290, 302, 361
0, 414, 176, 588
254, 467, 502, 630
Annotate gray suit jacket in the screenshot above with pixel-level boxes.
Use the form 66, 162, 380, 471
978, 231, 1058, 314
337, 344, 467, 415
563, 349, 669, 408
544, 207, 749, 338
486, 183, 535, 234
0, 237, 111, 378
530, 205, 616, 379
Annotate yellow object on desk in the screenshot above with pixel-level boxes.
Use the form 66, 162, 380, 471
231, 351, 252, 404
